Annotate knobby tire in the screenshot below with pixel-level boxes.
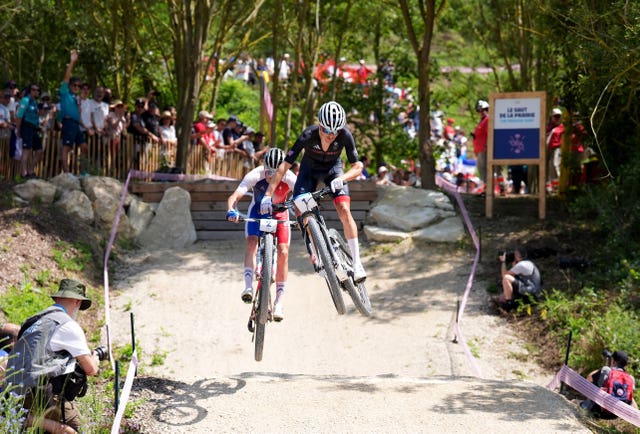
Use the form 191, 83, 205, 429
328, 229, 372, 317
308, 218, 346, 315
254, 233, 274, 362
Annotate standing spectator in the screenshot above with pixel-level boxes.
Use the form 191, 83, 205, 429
191, 110, 213, 146
105, 100, 128, 160
6, 279, 104, 433
357, 155, 371, 180
16, 83, 43, 178
89, 86, 109, 140
211, 118, 230, 159
356, 59, 370, 86
59, 50, 90, 175
222, 116, 249, 150
4, 80, 19, 124
546, 107, 564, 192
376, 166, 393, 185
142, 102, 161, 140
444, 118, 456, 141
79, 83, 92, 137
278, 53, 292, 85
0, 92, 12, 139
570, 114, 586, 187
473, 100, 490, 183
253, 131, 269, 162
495, 247, 542, 310
127, 98, 158, 169
159, 111, 177, 147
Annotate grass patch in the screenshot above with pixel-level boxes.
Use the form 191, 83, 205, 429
52, 241, 92, 272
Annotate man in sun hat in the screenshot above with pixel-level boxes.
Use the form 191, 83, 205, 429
7, 278, 105, 432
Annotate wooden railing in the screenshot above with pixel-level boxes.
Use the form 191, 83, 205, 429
0, 132, 247, 181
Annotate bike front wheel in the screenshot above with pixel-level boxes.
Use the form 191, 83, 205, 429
329, 228, 372, 317
254, 233, 274, 361
308, 218, 346, 315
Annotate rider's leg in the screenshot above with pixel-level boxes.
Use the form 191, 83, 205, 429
334, 196, 366, 281
275, 242, 289, 302
241, 235, 259, 302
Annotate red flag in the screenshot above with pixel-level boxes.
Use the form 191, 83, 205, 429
264, 85, 273, 121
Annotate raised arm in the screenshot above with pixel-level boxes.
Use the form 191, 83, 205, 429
64, 50, 78, 83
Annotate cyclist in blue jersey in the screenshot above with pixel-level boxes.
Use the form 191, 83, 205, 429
227, 148, 297, 321
260, 101, 367, 282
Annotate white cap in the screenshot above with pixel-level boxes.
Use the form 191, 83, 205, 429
378, 166, 388, 174
359, 59, 365, 64
551, 108, 562, 116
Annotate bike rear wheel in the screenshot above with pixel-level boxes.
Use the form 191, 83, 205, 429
255, 233, 274, 361
308, 218, 346, 315
329, 228, 372, 317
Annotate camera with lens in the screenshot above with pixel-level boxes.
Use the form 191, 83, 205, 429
93, 345, 108, 361
602, 349, 613, 360
499, 250, 515, 264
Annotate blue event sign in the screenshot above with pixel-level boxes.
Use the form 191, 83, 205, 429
493, 97, 541, 160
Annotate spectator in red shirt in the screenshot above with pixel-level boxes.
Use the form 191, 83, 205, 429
546, 108, 565, 191
472, 100, 490, 182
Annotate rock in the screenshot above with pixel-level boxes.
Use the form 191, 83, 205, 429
136, 187, 196, 249
93, 193, 134, 238
81, 176, 132, 207
363, 225, 411, 242
127, 197, 155, 239
50, 173, 82, 195
364, 185, 464, 243
55, 190, 94, 224
412, 216, 465, 242
12, 179, 57, 205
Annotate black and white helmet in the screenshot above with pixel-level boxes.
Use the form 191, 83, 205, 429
476, 100, 490, 112
264, 148, 285, 170
318, 101, 346, 134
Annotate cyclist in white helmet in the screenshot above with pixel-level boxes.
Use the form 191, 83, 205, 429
260, 101, 367, 282
226, 147, 297, 321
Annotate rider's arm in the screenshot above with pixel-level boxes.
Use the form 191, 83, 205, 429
265, 161, 292, 197
340, 160, 364, 182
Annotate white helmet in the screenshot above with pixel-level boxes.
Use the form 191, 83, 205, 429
476, 100, 490, 112
318, 101, 346, 134
264, 148, 285, 170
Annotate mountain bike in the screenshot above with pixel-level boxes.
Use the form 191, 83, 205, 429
274, 185, 372, 317
238, 214, 297, 361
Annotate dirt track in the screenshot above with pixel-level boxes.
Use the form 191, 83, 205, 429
110, 238, 589, 433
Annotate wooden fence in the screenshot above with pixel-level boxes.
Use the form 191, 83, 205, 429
129, 180, 379, 240
0, 132, 248, 181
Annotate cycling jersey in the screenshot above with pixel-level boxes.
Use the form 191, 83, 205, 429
285, 125, 359, 199
284, 125, 359, 168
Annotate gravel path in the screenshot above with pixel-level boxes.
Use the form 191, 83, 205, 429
110, 238, 589, 433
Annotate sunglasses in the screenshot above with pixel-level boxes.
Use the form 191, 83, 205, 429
320, 126, 338, 135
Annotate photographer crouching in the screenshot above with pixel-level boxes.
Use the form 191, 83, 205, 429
494, 247, 542, 311
6, 279, 108, 433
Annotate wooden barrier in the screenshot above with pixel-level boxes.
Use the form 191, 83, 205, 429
129, 179, 379, 240
0, 132, 246, 181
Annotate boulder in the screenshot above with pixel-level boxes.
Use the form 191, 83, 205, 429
13, 179, 57, 205
81, 176, 132, 207
412, 216, 465, 242
50, 173, 82, 195
55, 190, 94, 224
364, 185, 465, 243
136, 187, 197, 249
93, 193, 134, 239
127, 196, 155, 239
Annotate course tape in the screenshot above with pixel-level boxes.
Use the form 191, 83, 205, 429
435, 175, 482, 377
547, 365, 640, 427
111, 350, 139, 434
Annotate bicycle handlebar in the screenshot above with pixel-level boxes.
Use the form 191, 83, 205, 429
273, 182, 345, 213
